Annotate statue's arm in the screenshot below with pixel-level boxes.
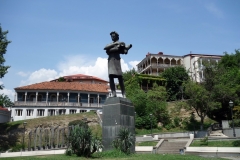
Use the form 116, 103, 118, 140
104, 43, 116, 50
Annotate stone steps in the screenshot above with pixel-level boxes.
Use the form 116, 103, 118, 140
157, 140, 187, 154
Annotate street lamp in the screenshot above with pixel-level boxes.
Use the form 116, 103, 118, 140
229, 100, 236, 137
149, 114, 153, 137
22, 122, 27, 151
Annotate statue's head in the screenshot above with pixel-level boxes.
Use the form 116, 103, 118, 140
110, 31, 119, 41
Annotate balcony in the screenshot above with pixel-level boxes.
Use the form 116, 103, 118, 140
14, 101, 103, 108
138, 64, 180, 73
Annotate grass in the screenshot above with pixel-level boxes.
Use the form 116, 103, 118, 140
190, 139, 240, 147
135, 141, 158, 146
0, 153, 227, 160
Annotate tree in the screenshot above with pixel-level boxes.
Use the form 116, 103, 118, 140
184, 81, 221, 130
125, 75, 147, 116
122, 68, 137, 82
0, 25, 11, 89
0, 94, 14, 108
200, 50, 240, 121
146, 83, 170, 126
161, 66, 189, 101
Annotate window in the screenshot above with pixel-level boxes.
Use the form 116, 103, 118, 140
37, 109, 45, 116
90, 98, 94, 103
26, 109, 34, 116
70, 109, 77, 114
48, 109, 55, 116
15, 109, 23, 116
80, 110, 86, 113
59, 109, 66, 115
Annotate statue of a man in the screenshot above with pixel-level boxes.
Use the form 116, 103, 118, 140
104, 31, 132, 97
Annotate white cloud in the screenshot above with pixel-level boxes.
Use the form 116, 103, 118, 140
0, 88, 15, 101
18, 56, 137, 88
20, 68, 58, 86
129, 61, 140, 70
205, 2, 224, 19
17, 71, 29, 77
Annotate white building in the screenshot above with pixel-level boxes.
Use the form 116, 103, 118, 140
12, 74, 109, 121
137, 52, 222, 82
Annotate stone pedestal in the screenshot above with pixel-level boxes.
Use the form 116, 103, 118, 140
102, 97, 135, 152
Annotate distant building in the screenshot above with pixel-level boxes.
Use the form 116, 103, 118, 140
12, 74, 109, 121
137, 52, 222, 82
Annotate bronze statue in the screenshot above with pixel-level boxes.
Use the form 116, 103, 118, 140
104, 31, 132, 97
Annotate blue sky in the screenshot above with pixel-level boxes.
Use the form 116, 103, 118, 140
0, 0, 240, 100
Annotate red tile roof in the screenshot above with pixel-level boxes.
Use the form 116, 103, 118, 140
0, 106, 8, 111
51, 74, 108, 83
15, 82, 109, 93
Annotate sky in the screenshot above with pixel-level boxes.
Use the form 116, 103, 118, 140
0, 0, 240, 101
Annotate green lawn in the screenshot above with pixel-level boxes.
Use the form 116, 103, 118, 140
135, 141, 158, 146
0, 153, 227, 160
190, 139, 240, 147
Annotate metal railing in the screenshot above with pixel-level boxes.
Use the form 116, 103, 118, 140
14, 101, 103, 107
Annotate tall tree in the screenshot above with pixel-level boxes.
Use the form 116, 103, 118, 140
184, 81, 221, 130
146, 83, 170, 125
0, 25, 11, 89
161, 66, 189, 101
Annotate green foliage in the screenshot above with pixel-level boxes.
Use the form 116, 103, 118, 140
94, 149, 129, 158
229, 119, 240, 127
184, 81, 221, 130
0, 25, 11, 89
124, 72, 169, 129
10, 143, 25, 152
173, 117, 181, 127
219, 49, 240, 69
68, 119, 88, 128
0, 93, 14, 107
135, 115, 157, 129
201, 49, 240, 121
161, 66, 189, 101
232, 140, 240, 147
200, 136, 208, 145
122, 68, 137, 82
67, 124, 103, 157
58, 77, 65, 82
112, 128, 134, 155
146, 83, 170, 125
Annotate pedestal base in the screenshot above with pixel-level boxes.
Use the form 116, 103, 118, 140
102, 97, 135, 152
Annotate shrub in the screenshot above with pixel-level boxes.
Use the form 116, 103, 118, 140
173, 117, 181, 127
229, 119, 240, 127
232, 140, 240, 147
135, 115, 157, 129
112, 128, 134, 155
67, 122, 103, 157
68, 119, 88, 128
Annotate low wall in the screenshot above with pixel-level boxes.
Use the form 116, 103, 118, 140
223, 128, 240, 137
0, 149, 66, 158
185, 147, 240, 157
0, 110, 11, 123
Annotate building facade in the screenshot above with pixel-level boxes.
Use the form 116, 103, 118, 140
137, 52, 222, 82
12, 74, 109, 121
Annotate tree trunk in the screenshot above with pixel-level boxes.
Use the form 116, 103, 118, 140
200, 117, 204, 130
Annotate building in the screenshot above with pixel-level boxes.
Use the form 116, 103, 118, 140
137, 52, 222, 82
11, 74, 109, 121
